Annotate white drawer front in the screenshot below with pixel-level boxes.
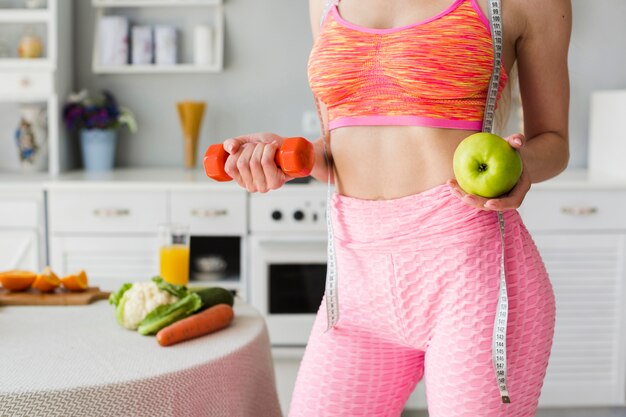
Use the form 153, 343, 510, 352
170, 191, 246, 235
0, 200, 39, 228
520, 189, 626, 231
0, 71, 53, 97
50, 235, 158, 289
49, 190, 167, 233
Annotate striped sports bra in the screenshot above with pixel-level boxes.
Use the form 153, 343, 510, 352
308, 0, 509, 131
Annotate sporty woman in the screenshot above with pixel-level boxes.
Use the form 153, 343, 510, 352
222, 0, 571, 415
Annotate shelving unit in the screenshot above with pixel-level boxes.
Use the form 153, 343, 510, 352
0, 0, 73, 176
0, 9, 51, 23
91, 0, 224, 74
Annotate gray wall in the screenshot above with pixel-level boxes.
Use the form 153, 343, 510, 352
70, 0, 625, 170
74, 0, 315, 168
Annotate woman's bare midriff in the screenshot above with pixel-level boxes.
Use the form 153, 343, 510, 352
329, 125, 480, 200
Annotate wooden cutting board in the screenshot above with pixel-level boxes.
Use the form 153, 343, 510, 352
0, 287, 110, 306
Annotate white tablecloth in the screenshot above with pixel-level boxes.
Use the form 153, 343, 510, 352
0, 297, 282, 417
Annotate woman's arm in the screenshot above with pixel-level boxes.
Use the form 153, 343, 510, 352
448, 0, 572, 211
516, 0, 572, 184
308, 0, 335, 185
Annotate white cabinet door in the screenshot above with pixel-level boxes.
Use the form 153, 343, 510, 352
0, 230, 39, 271
50, 235, 158, 291
533, 232, 626, 407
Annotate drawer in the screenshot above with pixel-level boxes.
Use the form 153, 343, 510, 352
170, 191, 247, 235
0, 71, 53, 97
0, 199, 39, 228
520, 189, 626, 231
49, 190, 167, 233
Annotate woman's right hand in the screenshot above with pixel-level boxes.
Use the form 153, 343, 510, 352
222, 132, 295, 193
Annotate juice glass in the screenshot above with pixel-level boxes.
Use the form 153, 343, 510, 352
158, 224, 190, 286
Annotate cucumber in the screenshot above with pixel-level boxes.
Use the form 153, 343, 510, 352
189, 286, 234, 312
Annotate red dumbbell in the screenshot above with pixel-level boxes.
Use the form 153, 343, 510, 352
203, 137, 315, 182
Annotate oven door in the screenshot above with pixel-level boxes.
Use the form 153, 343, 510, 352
249, 234, 327, 346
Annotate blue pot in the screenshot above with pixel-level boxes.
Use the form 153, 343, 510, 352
80, 128, 118, 171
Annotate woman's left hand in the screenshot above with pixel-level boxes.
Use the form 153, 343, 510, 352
447, 133, 531, 211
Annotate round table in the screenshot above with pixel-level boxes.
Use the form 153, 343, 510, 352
0, 297, 283, 417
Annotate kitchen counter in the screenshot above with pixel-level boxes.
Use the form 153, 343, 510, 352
2, 167, 626, 191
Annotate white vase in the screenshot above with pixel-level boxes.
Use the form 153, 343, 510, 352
15, 104, 48, 172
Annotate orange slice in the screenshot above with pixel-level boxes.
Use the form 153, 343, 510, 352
32, 266, 62, 293
0, 270, 37, 291
61, 270, 89, 292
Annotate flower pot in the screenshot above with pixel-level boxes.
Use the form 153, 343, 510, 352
80, 128, 118, 171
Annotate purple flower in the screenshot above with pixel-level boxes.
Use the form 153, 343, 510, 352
63, 89, 136, 133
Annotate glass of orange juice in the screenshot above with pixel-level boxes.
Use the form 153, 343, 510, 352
158, 224, 190, 286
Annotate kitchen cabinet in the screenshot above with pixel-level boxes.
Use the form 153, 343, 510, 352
521, 188, 626, 407
46, 169, 248, 296
0, 187, 46, 272
0, 230, 39, 271
49, 235, 158, 290
0, 0, 73, 175
48, 189, 166, 290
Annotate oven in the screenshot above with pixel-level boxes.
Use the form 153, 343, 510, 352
247, 179, 329, 346
249, 234, 327, 346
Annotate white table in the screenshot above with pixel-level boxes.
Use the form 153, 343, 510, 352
0, 297, 282, 417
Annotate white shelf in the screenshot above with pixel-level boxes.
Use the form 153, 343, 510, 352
93, 0, 221, 7
93, 63, 221, 74
0, 58, 54, 70
0, 9, 51, 22
0, 94, 49, 103
91, 1, 224, 74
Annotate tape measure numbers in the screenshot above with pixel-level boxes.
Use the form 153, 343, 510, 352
485, 0, 512, 404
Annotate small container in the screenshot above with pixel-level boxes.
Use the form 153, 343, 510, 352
99, 16, 129, 66
193, 24, 213, 66
131, 25, 153, 65
154, 25, 177, 65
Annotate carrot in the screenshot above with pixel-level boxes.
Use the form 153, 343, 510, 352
156, 303, 234, 347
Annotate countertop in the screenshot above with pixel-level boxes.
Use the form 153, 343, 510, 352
2, 167, 626, 191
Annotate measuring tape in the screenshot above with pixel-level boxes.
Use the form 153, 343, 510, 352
485, 0, 512, 404
313, 94, 340, 332
314, 0, 510, 404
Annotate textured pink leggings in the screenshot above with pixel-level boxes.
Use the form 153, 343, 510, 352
288, 183, 556, 417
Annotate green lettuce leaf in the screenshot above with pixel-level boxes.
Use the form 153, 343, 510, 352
152, 276, 188, 299
109, 283, 133, 306
137, 293, 202, 336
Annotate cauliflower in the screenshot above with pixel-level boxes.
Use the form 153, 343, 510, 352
115, 282, 179, 330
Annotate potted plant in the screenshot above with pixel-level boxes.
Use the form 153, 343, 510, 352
63, 89, 137, 172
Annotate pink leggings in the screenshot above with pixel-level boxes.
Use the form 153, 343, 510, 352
288, 183, 556, 417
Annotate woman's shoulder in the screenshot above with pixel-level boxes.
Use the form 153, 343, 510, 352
308, 0, 328, 41
505, 0, 571, 41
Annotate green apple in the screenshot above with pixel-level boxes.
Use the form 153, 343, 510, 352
453, 132, 523, 198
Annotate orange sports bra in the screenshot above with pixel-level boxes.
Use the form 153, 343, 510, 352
308, 0, 509, 131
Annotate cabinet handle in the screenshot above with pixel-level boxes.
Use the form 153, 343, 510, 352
191, 208, 228, 218
560, 206, 598, 216
93, 208, 131, 217
20, 77, 30, 88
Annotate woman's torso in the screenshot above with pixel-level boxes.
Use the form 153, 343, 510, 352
311, 0, 523, 200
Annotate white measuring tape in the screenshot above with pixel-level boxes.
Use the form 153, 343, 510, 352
485, 0, 512, 404
314, 0, 510, 404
